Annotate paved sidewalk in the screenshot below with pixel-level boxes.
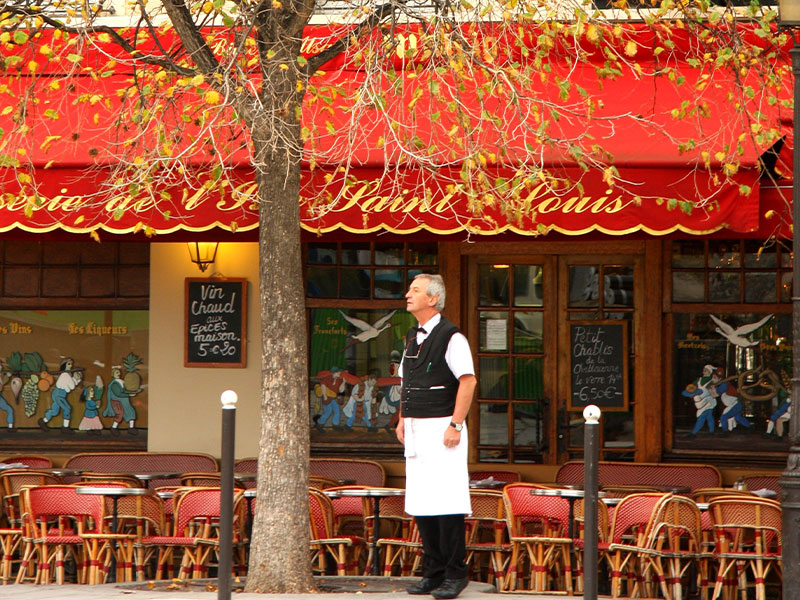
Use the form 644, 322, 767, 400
0, 578, 561, 600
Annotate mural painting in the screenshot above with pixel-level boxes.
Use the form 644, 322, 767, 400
673, 312, 792, 451
0, 310, 148, 449
309, 308, 413, 445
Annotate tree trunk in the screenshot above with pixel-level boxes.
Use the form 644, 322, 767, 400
245, 129, 313, 592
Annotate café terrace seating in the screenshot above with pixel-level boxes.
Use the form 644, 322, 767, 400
63, 452, 219, 488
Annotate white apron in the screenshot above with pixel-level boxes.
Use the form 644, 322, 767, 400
403, 416, 471, 516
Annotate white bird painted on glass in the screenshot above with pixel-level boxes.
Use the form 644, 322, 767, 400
709, 314, 773, 348
339, 310, 397, 351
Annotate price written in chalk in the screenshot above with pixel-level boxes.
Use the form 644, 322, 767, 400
185, 279, 247, 368
569, 321, 628, 411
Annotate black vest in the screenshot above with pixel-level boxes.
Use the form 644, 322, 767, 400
401, 317, 460, 418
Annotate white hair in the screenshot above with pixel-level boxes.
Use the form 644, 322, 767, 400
414, 273, 445, 312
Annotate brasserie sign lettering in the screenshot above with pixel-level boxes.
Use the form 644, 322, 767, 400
185, 278, 247, 368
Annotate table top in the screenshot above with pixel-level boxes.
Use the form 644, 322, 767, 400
325, 487, 405, 498
469, 480, 505, 489
243, 489, 256, 498
44, 468, 84, 477
234, 472, 257, 481
76, 486, 154, 496
529, 487, 606, 499
128, 471, 183, 480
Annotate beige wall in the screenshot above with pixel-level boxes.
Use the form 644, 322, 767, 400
147, 243, 262, 459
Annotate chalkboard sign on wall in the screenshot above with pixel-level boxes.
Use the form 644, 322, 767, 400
185, 278, 247, 368
568, 320, 628, 411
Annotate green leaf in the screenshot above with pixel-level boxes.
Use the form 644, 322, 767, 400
13, 31, 28, 44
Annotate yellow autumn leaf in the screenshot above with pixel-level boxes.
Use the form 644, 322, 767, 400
272, 0, 282, 7
28, 60, 38, 73
97, 33, 111, 43
39, 45, 52, 56
0, 32, 9, 44
191, 74, 205, 87
625, 41, 637, 57
296, 80, 304, 93
714, 152, 725, 162
202, 1, 213, 13
586, 24, 599, 43
49, 80, 60, 91
17, 173, 31, 184
279, 64, 289, 71
204, 90, 221, 105
1, 106, 12, 115
90, 231, 100, 242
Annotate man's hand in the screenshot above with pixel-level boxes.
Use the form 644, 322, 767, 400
443, 426, 461, 448
396, 417, 405, 444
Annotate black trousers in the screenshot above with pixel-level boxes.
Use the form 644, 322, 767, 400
415, 514, 467, 580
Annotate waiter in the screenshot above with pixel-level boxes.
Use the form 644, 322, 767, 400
396, 273, 477, 599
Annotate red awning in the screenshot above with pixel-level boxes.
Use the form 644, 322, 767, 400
0, 25, 787, 237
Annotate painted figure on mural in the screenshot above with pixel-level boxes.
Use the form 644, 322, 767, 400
711, 368, 752, 432
382, 351, 402, 433
103, 366, 138, 436
0, 371, 14, 433
38, 358, 82, 434
345, 369, 379, 432
683, 364, 717, 436
314, 366, 346, 433
765, 388, 791, 438
78, 375, 105, 435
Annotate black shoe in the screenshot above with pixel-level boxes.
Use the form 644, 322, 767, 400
6, 427, 15, 433
61, 427, 74, 435
314, 423, 324, 433
407, 577, 444, 595
110, 427, 121, 436
431, 578, 468, 599
37, 418, 49, 431
127, 427, 139, 436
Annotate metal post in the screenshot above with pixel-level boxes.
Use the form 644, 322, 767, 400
218, 390, 237, 600
583, 405, 600, 600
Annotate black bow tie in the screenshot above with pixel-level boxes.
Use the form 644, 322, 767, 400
414, 326, 427, 334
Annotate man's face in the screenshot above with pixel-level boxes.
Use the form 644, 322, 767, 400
406, 278, 437, 315
112, 368, 121, 379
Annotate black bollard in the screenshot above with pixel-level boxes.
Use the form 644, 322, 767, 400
583, 405, 600, 600
218, 390, 237, 600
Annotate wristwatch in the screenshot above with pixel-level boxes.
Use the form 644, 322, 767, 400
449, 421, 463, 432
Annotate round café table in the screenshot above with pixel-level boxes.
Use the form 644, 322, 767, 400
528, 487, 606, 540
324, 487, 405, 576
75, 486, 154, 582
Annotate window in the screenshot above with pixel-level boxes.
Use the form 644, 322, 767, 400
669, 240, 791, 456
305, 242, 438, 454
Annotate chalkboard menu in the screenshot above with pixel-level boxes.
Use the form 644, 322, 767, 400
568, 320, 628, 411
185, 278, 247, 368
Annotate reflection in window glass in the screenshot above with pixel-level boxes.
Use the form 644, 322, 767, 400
709, 241, 741, 269
513, 265, 543, 307
513, 401, 545, 456
568, 412, 584, 447
306, 267, 338, 297
672, 272, 704, 302
782, 272, 793, 303
672, 313, 791, 452
307, 243, 338, 265
341, 269, 371, 298
672, 240, 705, 268
513, 312, 543, 353
568, 266, 599, 307
375, 244, 404, 266
603, 412, 634, 448
479, 357, 508, 398
479, 448, 509, 463
341, 243, 370, 265
408, 243, 437, 265
744, 241, 777, 268
479, 403, 508, 445
374, 269, 404, 298
514, 357, 543, 399
709, 272, 740, 303
479, 265, 510, 306
604, 266, 633, 307
744, 273, 777, 303
479, 312, 508, 353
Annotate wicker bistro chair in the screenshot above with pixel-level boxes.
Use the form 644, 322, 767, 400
310, 476, 340, 490
376, 517, 423, 577
147, 487, 246, 581
361, 491, 411, 575
572, 496, 610, 594
310, 458, 386, 487
637, 494, 704, 600
466, 489, 511, 589
308, 488, 364, 576
0, 455, 53, 469
19, 485, 135, 585
180, 472, 245, 489
79, 473, 143, 488
0, 469, 62, 583
605, 492, 671, 598
102, 492, 167, 581
502, 482, 573, 594
708, 496, 782, 600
